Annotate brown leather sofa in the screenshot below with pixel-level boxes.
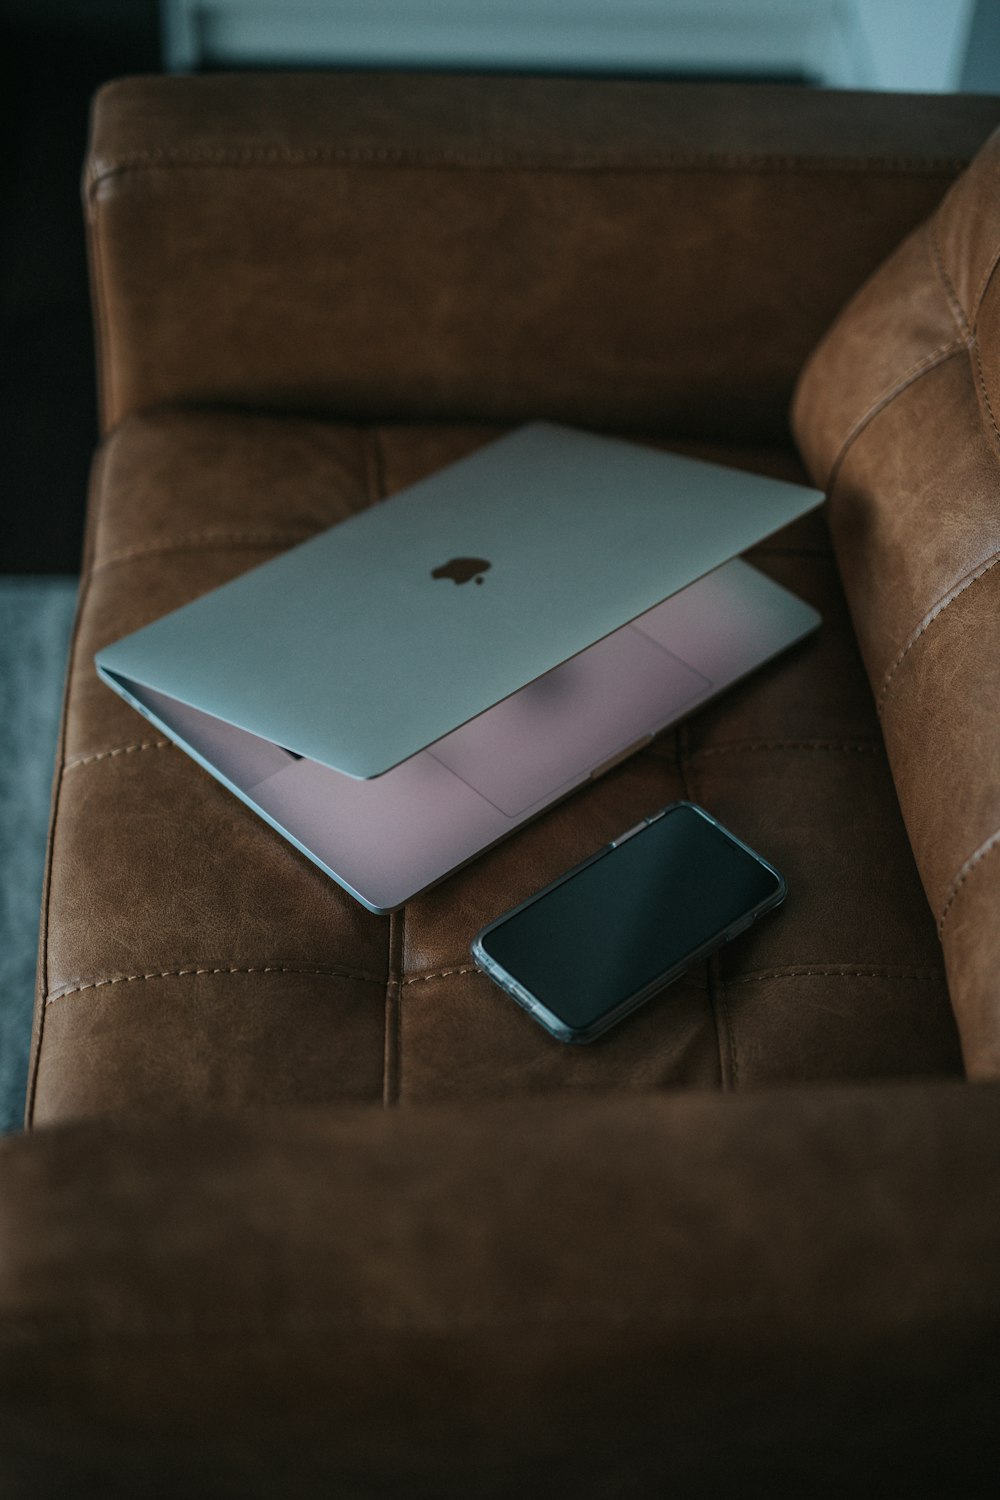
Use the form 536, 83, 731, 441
2, 73, 1000, 1496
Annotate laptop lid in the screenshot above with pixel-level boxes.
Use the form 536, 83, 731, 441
96, 422, 822, 780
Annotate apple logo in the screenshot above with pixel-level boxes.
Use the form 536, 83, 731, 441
431, 557, 491, 586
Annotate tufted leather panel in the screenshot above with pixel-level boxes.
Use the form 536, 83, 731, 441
793, 126, 1000, 1077
29, 413, 961, 1124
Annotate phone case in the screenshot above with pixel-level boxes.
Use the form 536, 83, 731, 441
472, 802, 786, 1043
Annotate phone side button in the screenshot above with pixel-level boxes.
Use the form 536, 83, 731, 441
511, 981, 537, 1010
610, 820, 648, 848
488, 968, 535, 1012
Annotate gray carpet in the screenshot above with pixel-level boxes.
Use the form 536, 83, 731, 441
0, 576, 77, 1132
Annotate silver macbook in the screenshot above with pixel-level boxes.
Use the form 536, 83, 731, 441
96, 423, 822, 911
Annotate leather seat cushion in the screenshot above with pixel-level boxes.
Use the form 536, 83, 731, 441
29, 411, 962, 1124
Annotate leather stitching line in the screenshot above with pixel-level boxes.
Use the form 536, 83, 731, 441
92, 528, 314, 571
89, 190, 115, 430
693, 739, 882, 758
86, 149, 970, 199
46, 964, 385, 1004
973, 335, 1000, 447
970, 239, 1000, 329
730, 965, 944, 983
63, 740, 172, 770
402, 965, 479, 986
938, 829, 1000, 934
877, 548, 1000, 715
929, 219, 971, 338
825, 338, 967, 498
44, 956, 948, 1001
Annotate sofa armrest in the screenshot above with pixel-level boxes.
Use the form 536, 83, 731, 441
86, 74, 1000, 440
791, 117, 1000, 1077
2, 1084, 999, 1495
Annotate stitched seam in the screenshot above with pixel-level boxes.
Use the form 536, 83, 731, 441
929, 219, 972, 338
92, 528, 314, 571
973, 334, 1000, 449
86, 149, 970, 200
877, 550, 1000, 715
825, 339, 967, 499
938, 829, 1000, 935
88, 185, 115, 430
402, 964, 478, 986
970, 240, 1000, 329
730, 966, 944, 984
46, 964, 385, 1004
693, 739, 882, 758
63, 740, 172, 771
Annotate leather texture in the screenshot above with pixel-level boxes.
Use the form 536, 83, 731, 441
3, 1086, 1000, 1497
10, 74, 1000, 1493
33, 75, 1000, 1123
793, 125, 1000, 1078
85, 74, 1000, 441
29, 411, 960, 1123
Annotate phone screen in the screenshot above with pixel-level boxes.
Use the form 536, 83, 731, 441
475, 803, 783, 1040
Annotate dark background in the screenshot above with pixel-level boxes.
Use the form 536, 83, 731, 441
1, 1, 161, 573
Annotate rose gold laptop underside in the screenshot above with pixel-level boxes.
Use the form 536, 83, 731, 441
123, 558, 818, 912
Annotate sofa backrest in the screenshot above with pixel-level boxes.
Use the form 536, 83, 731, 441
84, 74, 998, 442
793, 126, 1000, 1077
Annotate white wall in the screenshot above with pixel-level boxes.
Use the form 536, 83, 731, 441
162, 0, 985, 92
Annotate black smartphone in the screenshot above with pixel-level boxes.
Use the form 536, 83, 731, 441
472, 801, 785, 1044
